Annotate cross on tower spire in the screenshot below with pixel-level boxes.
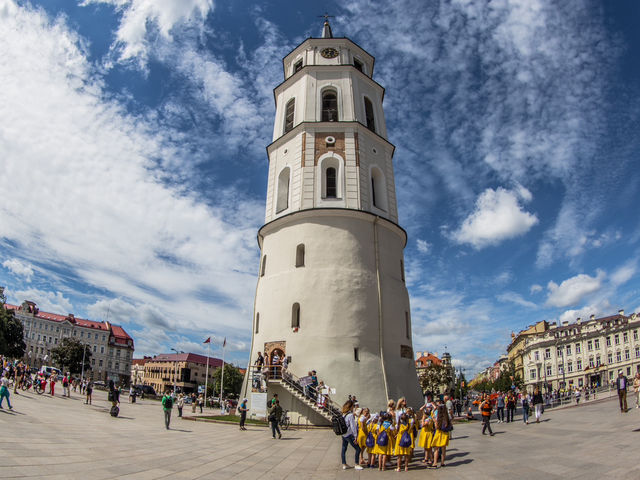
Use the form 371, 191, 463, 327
318, 13, 334, 38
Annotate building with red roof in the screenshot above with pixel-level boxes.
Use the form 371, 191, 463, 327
6, 300, 135, 385
141, 352, 224, 394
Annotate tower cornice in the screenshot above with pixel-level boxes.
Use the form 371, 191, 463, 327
265, 120, 395, 158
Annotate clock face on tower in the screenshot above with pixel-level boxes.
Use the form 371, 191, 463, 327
320, 47, 339, 59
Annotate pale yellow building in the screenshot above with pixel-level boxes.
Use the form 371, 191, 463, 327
143, 353, 222, 394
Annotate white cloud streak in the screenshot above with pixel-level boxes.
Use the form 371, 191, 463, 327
546, 271, 605, 308
2, 259, 34, 282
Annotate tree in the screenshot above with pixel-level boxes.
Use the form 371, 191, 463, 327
51, 338, 91, 375
0, 287, 26, 358
211, 364, 244, 397
419, 364, 454, 395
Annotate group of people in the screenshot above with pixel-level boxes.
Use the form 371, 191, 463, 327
339, 395, 453, 471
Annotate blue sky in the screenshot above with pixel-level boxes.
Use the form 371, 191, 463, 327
1, 0, 639, 375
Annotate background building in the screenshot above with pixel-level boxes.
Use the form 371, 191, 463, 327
142, 353, 222, 394
7, 300, 134, 384
131, 357, 150, 385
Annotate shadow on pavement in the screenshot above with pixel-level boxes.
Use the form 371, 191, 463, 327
447, 458, 474, 467
168, 428, 193, 432
446, 451, 469, 459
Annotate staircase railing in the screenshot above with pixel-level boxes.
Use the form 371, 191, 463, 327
248, 364, 341, 419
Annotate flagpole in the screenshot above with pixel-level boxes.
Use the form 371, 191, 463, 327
204, 339, 210, 409
219, 338, 226, 413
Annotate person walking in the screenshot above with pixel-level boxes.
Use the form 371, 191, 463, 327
496, 392, 505, 423
339, 400, 363, 470
162, 390, 173, 429
506, 392, 516, 423
268, 399, 283, 439
191, 393, 197, 413
177, 393, 184, 417
532, 387, 544, 423
238, 398, 248, 430
522, 392, 530, 424
85, 380, 93, 405
108, 379, 120, 417
480, 395, 494, 436
62, 373, 71, 397
633, 373, 640, 408
198, 394, 203, 414
0, 372, 13, 410
49, 372, 56, 396
616, 370, 629, 413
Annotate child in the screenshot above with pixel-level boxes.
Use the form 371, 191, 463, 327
418, 407, 435, 464
394, 413, 412, 472
372, 412, 395, 471
366, 413, 380, 469
431, 404, 451, 468
356, 408, 369, 466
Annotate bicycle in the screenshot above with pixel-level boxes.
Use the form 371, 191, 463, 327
279, 409, 291, 430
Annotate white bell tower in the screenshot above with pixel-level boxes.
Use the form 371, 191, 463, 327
242, 20, 422, 424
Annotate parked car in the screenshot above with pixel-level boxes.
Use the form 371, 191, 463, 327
39, 366, 62, 378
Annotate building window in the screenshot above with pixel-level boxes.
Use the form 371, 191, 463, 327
276, 167, 290, 213
95, 333, 98, 340
557, 347, 562, 357
99, 360, 103, 367
616, 351, 622, 362
625, 349, 630, 360
608, 352, 613, 364
284, 98, 295, 133
364, 97, 375, 132
260, 255, 267, 277
101, 346, 104, 354
609, 370, 614, 380
291, 303, 300, 329
594, 339, 600, 349
623, 332, 629, 343
370, 167, 387, 211
405, 312, 410, 339
615, 334, 620, 345
294, 60, 303, 72
325, 167, 337, 198
354, 347, 360, 362
635, 346, 640, 358
530, 369, 536, 380
567, 362, 573, 373
588, 357, 594, 368
587, 340, 593, 351
255, 313, 259, 334
91, 358, 95, 365
606, 336, 611, 346
534, 351, 539, 361
545, 348, 551, 359
546, 365, 552, 376
400, 260, 405, 282
321, 90, 338, 122
296, 244, 305, 267
576, 343, 581, 354
93, 345, 97, 353
596, 355, 601, 366
578, 378, 583, 387
353, 58, 363, 72
566, 345, 571, 355
577, 359, 582, 370
634, 330, 638, 340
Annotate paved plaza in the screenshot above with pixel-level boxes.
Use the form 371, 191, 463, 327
1, 388, 639, 479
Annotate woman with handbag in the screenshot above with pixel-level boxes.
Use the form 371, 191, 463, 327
431, 404, 451, 468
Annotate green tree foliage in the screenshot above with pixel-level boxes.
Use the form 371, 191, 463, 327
470, 361, 524, 393
0, 288, 26, 358
50, 337, 91, 374
211, 364, 244, 397
454, 372, 469, 399
419, 364, 454, 395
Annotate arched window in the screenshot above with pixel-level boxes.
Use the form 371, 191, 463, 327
296, 243, 305, 267
370, 167, 388, 211
291, 303, 300, 328
276, 167, 290, 213
260, 255, 267, 277
364, 97, 375, 132
321, 90, 338, 122
284, 99, 295, 133
405, 311, 410, 339
400, 260, 405, 282
326, 167, 337, 198
255, 313, 259, 334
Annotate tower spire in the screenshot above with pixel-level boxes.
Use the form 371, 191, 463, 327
318, 13, 334, 38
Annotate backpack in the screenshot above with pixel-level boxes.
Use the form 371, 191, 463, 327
399, 431, 412, 448
332, 414, 348, 435
365, 432, 375, 448
376, 429, 389, 447
164, 396, 173, 409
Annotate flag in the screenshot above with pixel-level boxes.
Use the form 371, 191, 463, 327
203, 337, 211, 344
223, 337, 226, 347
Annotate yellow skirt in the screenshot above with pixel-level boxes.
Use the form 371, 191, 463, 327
357, 431, 367, 449
372, 434, 395, 456
418, 428, 433, 448
431, 430, 449, 448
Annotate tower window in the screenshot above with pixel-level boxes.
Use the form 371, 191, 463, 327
260, 255, 267, 277
354, 347, 360, 362
294, 60, 303, 73
291, 303, 300, 328
400, 260, 405, 282
255, 313, 259, 334
296, 243, 305, 267
321, 90, 338, 122
364, 97, 375, 132
370, 167, 388, 211
326, 167, 337, 198
276, 167, 290, 213
405, 312, 410, 339
353, 58, 363, 72
284, 99, 295, 133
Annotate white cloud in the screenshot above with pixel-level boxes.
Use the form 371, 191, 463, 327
416, 239, 431, 254
556, 300, 611, 326
530, 284, 543, 294
496, 292, 537, 309
453, 187, 538, 249
83, 0, 214, 67
610, 261, 636, 286
2, 258, 34, 282
0, 2, 260, 343
494, 271, 513, 286
546, 271, 605, 308
12, 288, 73, 314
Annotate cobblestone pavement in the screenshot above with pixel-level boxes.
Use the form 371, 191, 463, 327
1, 388, 639, 479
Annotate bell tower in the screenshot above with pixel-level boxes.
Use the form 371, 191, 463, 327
242, 20, 422, 424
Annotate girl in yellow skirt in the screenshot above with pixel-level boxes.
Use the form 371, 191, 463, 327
372, 412, 395, 471
393, 413, 412, 471
406, 407, 417, 459
366, 414, 380, 469
418, 407, 435, 464
431, 404, 451, 468
356, 408, 369, 466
